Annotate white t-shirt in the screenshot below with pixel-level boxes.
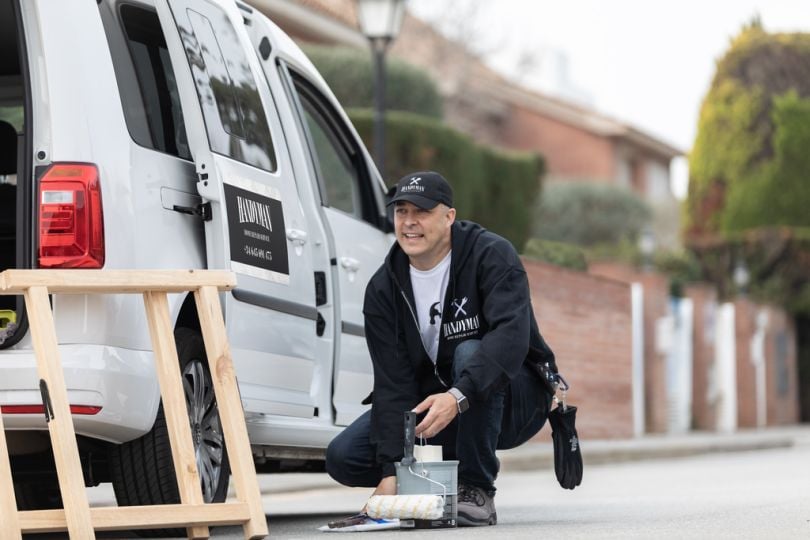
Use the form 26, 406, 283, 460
410, 250, 452, 364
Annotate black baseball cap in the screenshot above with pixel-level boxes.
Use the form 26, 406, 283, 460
386, 171, 453, 210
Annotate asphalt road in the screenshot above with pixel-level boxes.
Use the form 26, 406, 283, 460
258, 440, 810, 539
27, 434, 810, 539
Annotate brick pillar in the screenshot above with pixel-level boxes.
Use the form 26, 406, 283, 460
734, 299, 758, 428
589, 262, 671, 433
686, 284, 719, 431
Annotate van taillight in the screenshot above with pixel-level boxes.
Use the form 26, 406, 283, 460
38, 163, 105, 268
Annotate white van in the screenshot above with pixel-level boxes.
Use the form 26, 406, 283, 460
0, 0, 392, 516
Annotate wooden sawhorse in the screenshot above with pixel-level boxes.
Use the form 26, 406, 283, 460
0, 270, 268, 539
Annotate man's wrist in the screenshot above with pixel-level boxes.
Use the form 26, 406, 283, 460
447, 387, 469, 414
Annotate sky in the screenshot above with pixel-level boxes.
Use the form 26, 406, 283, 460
408, 0, 810, 199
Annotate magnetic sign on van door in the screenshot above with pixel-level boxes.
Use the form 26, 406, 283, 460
223, 180, 290, 284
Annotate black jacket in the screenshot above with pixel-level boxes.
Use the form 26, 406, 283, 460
363, 220, 556, 475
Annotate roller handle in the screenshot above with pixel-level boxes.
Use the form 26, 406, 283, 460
402, 411, 416, 466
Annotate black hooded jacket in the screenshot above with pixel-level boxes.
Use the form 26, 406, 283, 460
363, 220, 556, 476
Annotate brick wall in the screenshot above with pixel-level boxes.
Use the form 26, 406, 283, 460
524, 260, 799, 439
588, 263, 671, 433
734, 299, 758, 428
523, 259, 634, 439
732, 300, 800, 427
686, 284, 718, 431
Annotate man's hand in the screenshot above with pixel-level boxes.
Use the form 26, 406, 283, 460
356, 476, 397, 529
361, 475, 397, 513
371, 475, 397, 497
413, 392, 458, 438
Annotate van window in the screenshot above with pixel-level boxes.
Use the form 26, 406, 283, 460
171, 1, 276, 172
288, 73, 377, 223
299, 96, 359, 216
116, 4, 191, 160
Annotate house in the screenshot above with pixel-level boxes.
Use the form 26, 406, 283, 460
250, 0, 683, 247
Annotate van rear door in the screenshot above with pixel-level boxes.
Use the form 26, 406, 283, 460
154, 0, 322, 420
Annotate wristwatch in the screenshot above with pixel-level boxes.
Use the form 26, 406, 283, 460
448, 387, 469, 414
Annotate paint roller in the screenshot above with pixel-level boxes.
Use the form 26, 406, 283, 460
365, 411, 446, 521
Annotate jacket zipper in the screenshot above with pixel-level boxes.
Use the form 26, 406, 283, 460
398, 289, 449, 388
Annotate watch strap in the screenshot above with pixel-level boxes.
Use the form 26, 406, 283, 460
448, 387, 469, 413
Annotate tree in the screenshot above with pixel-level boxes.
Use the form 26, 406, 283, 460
686, 25, 810, 239
686, 22, 810, 421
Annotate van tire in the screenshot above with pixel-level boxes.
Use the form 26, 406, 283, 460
110, 327, 230, 537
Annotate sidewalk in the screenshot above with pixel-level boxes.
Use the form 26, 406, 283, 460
256, 424, 810, 495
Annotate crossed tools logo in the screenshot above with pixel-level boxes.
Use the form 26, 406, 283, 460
442, 295, 480, 340
400, 176, 425, 193
451, 297, 468, 318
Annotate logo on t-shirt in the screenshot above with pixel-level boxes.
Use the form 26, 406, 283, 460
443, 295, 480, 340
429, 302, 442, 325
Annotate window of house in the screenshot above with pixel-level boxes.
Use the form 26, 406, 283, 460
170, 0, 276, 172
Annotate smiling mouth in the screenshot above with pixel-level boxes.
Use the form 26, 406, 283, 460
403, 233, 423, 239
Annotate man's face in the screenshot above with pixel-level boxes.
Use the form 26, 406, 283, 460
394, 201, 455, 270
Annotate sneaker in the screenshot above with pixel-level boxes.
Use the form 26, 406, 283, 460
456, 483, 497, 526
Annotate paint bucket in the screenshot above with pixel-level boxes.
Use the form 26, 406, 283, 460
395, 459, 458, 528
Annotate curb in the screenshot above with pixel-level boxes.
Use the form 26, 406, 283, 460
497, 434, 794, 471
257, 427, 806, 496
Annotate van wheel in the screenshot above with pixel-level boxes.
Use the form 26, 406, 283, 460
110, 327, 230, 537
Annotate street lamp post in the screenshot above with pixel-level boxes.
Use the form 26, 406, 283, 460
733, 259, 750, 297
638, 226, 656, 271
357, 0, 406, 177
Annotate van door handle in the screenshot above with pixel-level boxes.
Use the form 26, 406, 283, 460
286, 228, 308, 245
339, 256, 360, 271
340, 256, 360, 282
286, 228, 307, 256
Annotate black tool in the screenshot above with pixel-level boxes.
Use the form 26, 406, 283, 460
39, 379, 55, 423
402, 411, 416, 466
327, 513, 370, 529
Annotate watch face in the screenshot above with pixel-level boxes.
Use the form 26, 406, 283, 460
458, 397, 469, 413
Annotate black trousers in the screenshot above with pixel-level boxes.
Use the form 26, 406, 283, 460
325, 340, 551, 491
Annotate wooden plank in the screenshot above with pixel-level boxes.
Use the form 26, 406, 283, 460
143, 291, 209, 540
18, 502, 251, 533
195, 286, 269, 540
23, 286, 95, 539
0, 411, 22, 540
0, 269, 236, 294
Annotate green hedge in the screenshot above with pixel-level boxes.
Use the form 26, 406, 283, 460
348, 109, 543, 249
304, 45, 443, 119
531, 182, 652, 246
690, 227, 810, 314
0, 106, 23, 131
522, 238, 588, 271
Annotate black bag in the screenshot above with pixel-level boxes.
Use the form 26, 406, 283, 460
548, 404, 583, 490
526, 346, 584, 489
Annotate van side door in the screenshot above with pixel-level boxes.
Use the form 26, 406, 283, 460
154, 0, 322, 420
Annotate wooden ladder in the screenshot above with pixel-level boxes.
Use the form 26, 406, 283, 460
0, 270, 268, 539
